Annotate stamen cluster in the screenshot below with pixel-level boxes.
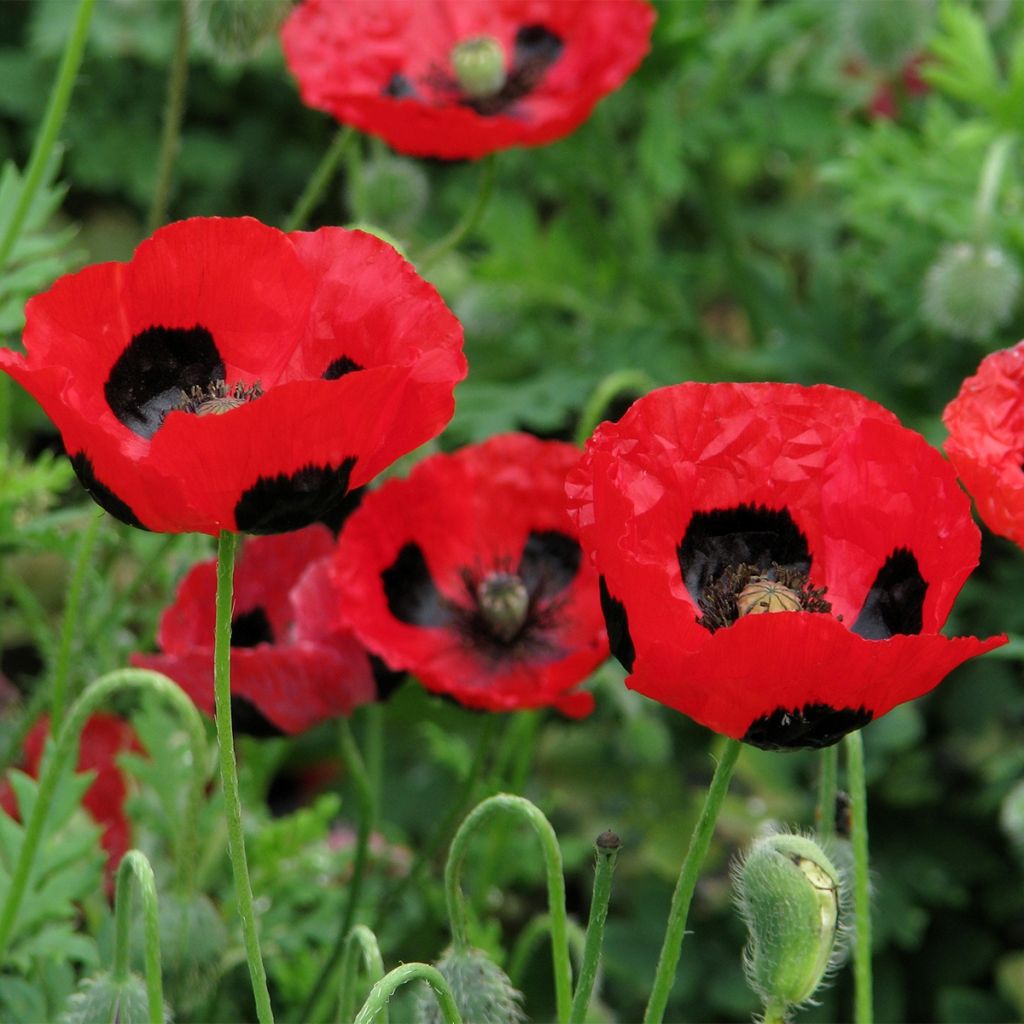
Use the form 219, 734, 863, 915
179, 379, 264, 416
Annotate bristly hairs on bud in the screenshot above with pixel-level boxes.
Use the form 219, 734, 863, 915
60, 971, 171, 1024
196, 0, 291, 61
414, 946, 525, 1024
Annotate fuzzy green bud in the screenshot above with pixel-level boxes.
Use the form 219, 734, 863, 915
922, 242, 1021, 341
60, 972, 168, 1024
735, 834, 842, 1014
1000, 778, 1024, 867
415, 947, 525, 1024
198, 0, 290, 61
451, 36, 508, 98
842, 0, 933, 74
347, 156, 429, 238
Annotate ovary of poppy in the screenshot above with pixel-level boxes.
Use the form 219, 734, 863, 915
280, 0, 655, 160
331, 433, 608, 716
943, 342, 1024, 549
566, 382, 1005, 750
0, 217, 466, 535
132, 525, 375, 735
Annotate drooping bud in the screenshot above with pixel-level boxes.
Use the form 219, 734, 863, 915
198, 0, 290, 61
922, 242, 1021, 341
734, 833, 843, 1017
415, 947, 525, 1024
477, 572, 530, 642
60, 972, 167, 1024
347, 155, 429, 239
451, 37, 508, 98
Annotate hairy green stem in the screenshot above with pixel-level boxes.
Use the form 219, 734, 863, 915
569, 833, 620, 1024
112, 850, 164, 1024
0, 668, 206, 960
212, 531, 273, 1022
763, 998, 789, 1024
0, 0, 96, 267
284, 126, 357, 232
973, 134, 1015, 249
353, 963, 462, 1024
417, 154, 497, 270
49, 509, 102, 732
816, 744, 838, 841
336, 925, 386, 1024
643, 737, 742, 1024
846, 730, 873, 1024
574, 370, 656, 447
446, 793, 572, 1024
147, 0, 190, 233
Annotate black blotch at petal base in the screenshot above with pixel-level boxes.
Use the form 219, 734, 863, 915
230, 607, 275, 648
852, 548, 927, 639
599, 576, 635, 673
69, 452, 148, 530
743, 704, 873, 751
234, 459, 356, 535
381, 542, 452, 628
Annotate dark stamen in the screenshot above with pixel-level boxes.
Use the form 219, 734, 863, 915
179, 379, 264, 416
697, 562, 833, 633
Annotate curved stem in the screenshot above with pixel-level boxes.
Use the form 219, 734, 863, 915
445, 793, 572, 1024
508, 915, 588, 988
569, 833, 620, 1024
574, 370, 655, 447
0, 667, 207, 961
846, 730, 873, 1024
112, 850, 164, 1024
353, 963, 462, 1024
336, 925, 386, 1024
284, 126, 357, 232
816, 744, 838, 841
416, 154, 497, 270
49, 510, 102, 732
0, 0, 96, 268
643, 737, 742, 1024
213, 530, 274, 1023
147, 0, 190, 233
973, 134, 1015, 249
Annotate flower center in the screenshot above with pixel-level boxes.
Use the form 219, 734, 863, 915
476, 571, 529, 642
451, 36, 508, 99
698, 562, 833, 634
179, 379, 264, 417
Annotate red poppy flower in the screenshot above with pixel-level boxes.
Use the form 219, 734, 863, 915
566, 383, 1004, 750
331, 433, 607, 716
280, 0, 655, 160
943, 341, 1024, 548
132, 525, 375, 735
0, 217, 465, 535
0, 713, 141, 871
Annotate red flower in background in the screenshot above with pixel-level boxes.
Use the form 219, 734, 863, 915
132, 526, 375, 735
944, 342, 1024, 548
281, 0, 655, 160
0, 713, 141, 871
0, 217, 465, 535
567, 383, 1004, 750
332, 433, 607, 716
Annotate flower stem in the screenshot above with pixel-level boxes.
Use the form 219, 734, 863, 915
574, 370, 656, 448
0, 0, 96, 268
284, 126, 357, 232
763, 998, 789, 1024
213, 530, 274, 1023
353, 963, 462, 1024
816, 744, 838, 840
445, 793, 573, 1024
112, 850, 164, 1024
49, 509, 102, 733
643, 737, 742, 1024
568, 832, 621, 1024
0, 668, 206, 961
336, 925, 386, 1024
147, 0, 190, 233
846, 730, 873, 1024
973, 134, 1015, 250
416, 154, 497, 270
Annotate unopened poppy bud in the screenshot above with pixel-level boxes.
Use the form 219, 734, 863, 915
843, 0, 932, 74
199, 0, 290, 61
60, 971, 167, 1024
734, 834, 843, 1016
922, 242, 1021, 341
477, 571, 530, 642
452, 36, 508, 98
415, 947, 525, 1024
347, 156, 429, 238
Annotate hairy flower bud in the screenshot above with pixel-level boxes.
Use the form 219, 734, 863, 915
734, 834, 844, 1015
60, 972, 168, 1024
415, 947, 525, 1024
347, 156, 429, 238
199, 0, 290, 61
922, 242, 1021, 341
842, 0, 932, 74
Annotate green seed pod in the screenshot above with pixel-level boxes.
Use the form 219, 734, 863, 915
922, 241, 1021, 341
415, 947, 525, 1024
734, 833, 843, 1015
841, 0, 933, 74
451, 36, 508, 99
198, 0, 290, 61
60, 971, 168, 1024
346, 156, 429, 239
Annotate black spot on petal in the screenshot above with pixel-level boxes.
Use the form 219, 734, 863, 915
513, 24, 564, 72
678, 505, 811, 605
370, 654, 407, 701
105, 325, 223, 439
599, 576, 635, 673
518, 530, 581, 599
381, 542, 451, 628
318, 485, 365, 536
323, 356, 363, 381
230, 695, 285, 738
852, 548, 927, 639
231, 607, 274, 648
384, 72, 417, 99
234, 459, 356, 535
743, 704, 873, 751
69, 453, 148, 530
